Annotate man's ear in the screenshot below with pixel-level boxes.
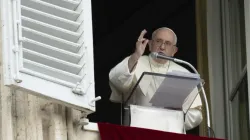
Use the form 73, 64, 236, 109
172, 46, 178, 56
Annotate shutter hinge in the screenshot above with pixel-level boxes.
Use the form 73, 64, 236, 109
12, 48, 22, 83
12, 48, 19, 53
72, 82, 85, 95
72, 82, 92, 95
13, 75, 22, 83
17, 20, 23, 42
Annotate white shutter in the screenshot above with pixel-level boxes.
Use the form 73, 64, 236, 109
1, 0, 98, 113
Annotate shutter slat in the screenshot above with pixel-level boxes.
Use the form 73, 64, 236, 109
23, 48, 84, 74
20, 68, 76, 88
41, 0, 80, 10
21, 5, 80, 31
23, 38, 82, 64
22, 16, 81, 42
20, 0, 87, 86
21, 0, 80, 21
22, 27, 81, 53
23, 59, 82, 83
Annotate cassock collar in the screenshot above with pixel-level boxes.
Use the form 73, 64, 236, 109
148, 55, 169, 68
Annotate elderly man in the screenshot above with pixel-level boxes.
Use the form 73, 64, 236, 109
109, 27, 203, 133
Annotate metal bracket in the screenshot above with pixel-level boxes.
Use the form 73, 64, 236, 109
79, 118, 89, 126
89, 96, 101, 107
77, 112, 89, 128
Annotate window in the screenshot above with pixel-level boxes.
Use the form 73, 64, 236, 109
1, 0, 97, 113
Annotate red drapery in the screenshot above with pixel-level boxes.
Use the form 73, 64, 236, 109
98, 123, 225, 140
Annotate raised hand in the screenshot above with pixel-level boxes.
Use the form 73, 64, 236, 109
134, 29, 149, 57
128, 29, 149, 72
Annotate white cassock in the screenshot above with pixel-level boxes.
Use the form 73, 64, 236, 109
109, 55, 203, 134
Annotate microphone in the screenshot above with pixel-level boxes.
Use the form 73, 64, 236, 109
150, 52, 212, 137
150, 52, 184, 63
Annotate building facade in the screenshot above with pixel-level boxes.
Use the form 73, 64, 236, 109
0, 0, 249, 140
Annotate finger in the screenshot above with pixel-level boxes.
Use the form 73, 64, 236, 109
140, 39, 148, 50
138, 29, 147, 40
142, 39, 149, 46
137, 38, 146, 42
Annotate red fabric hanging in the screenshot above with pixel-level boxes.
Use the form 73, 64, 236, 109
98, 123, 225, 140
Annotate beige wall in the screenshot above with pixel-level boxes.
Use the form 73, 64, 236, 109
0, 77, 100, 140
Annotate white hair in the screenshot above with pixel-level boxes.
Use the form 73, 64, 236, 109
151, 27, 177, 45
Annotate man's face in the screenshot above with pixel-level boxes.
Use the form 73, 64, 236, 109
149, 29, 177, 58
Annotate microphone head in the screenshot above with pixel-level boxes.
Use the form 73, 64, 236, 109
150, 52, 158, 59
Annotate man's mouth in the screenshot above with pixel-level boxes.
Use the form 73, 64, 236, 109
158, 52, 166, 56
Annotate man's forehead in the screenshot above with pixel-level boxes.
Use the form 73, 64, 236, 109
154, 30, 175, 40
151, 27, 177, 44
155, 29, 173, 36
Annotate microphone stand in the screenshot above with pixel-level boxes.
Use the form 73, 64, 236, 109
151, 52, 211, 137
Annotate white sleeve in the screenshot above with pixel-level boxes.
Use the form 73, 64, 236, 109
190, 88, 202, 108
184, 87, 203, 130
109, 56, 137, 103
184, 108, 203, 130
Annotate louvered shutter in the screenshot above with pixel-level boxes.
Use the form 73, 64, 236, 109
1, 0, 97, 113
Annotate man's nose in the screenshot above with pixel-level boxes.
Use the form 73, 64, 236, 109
160, 44, 165, 50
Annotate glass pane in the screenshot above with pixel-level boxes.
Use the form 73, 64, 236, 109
231, 76, 250, 140
124, 72, 202, 114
